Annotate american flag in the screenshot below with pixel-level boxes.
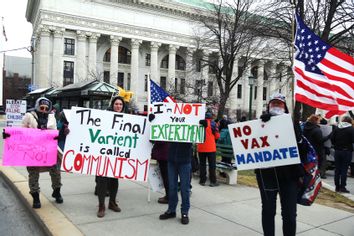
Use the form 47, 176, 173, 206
293, 13, 354, 118
150, 79, 175, 103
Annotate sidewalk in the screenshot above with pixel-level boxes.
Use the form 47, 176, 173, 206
0, 164, 353, 236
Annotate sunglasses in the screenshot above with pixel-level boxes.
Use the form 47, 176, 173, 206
39, 105, 49, 111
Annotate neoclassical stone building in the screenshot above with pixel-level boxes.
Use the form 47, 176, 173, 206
25, 0, 292, 119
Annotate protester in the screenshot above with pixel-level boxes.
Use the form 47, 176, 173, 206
330, 116, 354, 193
303, 114, 330, 178
52, 104, 69, 151
22, 97, 63, 208
96, 96, 125, 217
159, 141, 193, 225
218, 115, 232, 164
151, 141, 170, 204
256, 93, 305, 236
198, 111, 220, 187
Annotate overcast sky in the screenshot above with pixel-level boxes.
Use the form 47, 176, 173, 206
0, 0, 32, 58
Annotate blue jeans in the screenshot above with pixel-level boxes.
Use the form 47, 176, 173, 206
167, 161, 191, 215
334, 150, 352, 188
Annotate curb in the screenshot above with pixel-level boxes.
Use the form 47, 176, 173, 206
0, 166, 83, 236
322, 181, 354, 202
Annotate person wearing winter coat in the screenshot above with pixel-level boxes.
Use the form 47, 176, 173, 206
303, 114, 330, 178
22, 97, 63, 208
96, 96, 125, 217
257, 93, 306, 236
331, 116, 354, 193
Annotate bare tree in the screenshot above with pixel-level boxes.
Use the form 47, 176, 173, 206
258, 0, 354, 120
190, 0, 266, 119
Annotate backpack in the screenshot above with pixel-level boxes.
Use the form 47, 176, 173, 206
297, 136, 322, 206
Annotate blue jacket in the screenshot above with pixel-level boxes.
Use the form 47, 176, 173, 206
168, 142, 192, 164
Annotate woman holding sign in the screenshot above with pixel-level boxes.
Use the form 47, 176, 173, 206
22, 97, 63, 208
96, 96, 125, 218
256, 93, 305, 236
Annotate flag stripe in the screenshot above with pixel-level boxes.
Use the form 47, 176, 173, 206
327, 48, 354, 72
295, 93, 339, 111
320, 58, 354, 78
294, 66, 353, 99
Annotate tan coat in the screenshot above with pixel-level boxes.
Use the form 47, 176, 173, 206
22, 111, 57, 130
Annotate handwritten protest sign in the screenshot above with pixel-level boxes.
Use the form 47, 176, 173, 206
148, 163, 164, 193
6, 99, 27, 127
228, 114, 300, 170
61, 108, 152, 182
2, 127, 58, 166
149, 102, 206, 143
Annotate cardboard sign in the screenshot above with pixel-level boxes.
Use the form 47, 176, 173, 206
148, 163, 164, 193
149, 102, 206, 143
5, 99, 27, 127
228, 114, 300, 170
61, 108, 153, 182
2, 127, 58, 166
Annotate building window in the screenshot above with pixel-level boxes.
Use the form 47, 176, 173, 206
254, 86, 257, 100
144, 105, 148, 112
209, 55, 218, 74
196, 59, 201, 72
144, 75, 148, 92
64, 38, 75, 55
238, 65, 244, 77
207, 81, 213, 96
176, 55, 186, 70
118, 72, 124, 88
118, 46, 131, 64
63, 61, 74, 86
251, 66, 258, 79
127, 73, 131, 90
174, 78, 178, 93
161, 56, 168, 69
103, 71, 110, 83
195, 80, 203, 96
263, 87, 267, 101
237, 84, 242, 99
145, 54, 151, 66
160, 77, 166, 90
104, 48, 111, 62
180, 78, 185, 94
264, 67, 269, 80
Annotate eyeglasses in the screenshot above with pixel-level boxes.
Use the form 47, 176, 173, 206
39, 105, 49, 112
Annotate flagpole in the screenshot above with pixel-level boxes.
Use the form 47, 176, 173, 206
147, 73, 151, 114
290, 0, 296, 117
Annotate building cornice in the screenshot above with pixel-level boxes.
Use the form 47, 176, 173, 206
37, 10, 197, 47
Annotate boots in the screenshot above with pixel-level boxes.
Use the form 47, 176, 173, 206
97, 204, 105, 218
30, 192, 41, 209
52, 188, 64, 204
108, 200, 121, 212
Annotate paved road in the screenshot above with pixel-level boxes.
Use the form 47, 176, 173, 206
0, 175, 47, 236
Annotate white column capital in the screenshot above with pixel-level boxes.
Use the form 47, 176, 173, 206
131, 39, 142, 48
169, 45, 179, 53
151, 41, 162, 50
110, 35, 122, 45
53, 27, 65, 38
77, 31, 87, 41
88, 32, 101, 42
38, 25, 51, 37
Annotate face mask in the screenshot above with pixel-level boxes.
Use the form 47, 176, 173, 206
269, 107, 285, 116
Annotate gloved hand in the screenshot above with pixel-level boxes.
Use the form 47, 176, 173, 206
199, 119, 208, 127
148, 113, 155, 122
2, 129, 10, 139
260, 113, 272, 122
54, 136, 59, 140
63, 124, 70, 136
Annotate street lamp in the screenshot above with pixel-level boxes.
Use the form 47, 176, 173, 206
248, 76, 254, 120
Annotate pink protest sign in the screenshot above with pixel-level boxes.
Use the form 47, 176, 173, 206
2, 127, 59, 166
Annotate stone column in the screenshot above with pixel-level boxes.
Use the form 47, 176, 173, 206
269, 62, 277, 96
130, 39, 141, 102
88, 32, 100, 79
168, 45, 178, 91
38, 25, 51, 88
243, 68, 251, 113
110, 36, 121, 86
76, 31, 87, 81
150, 42, 161, 82
52, 28, 64, 87
256, 61, 264, 117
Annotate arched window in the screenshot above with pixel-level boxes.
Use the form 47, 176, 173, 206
103, 46, 131, 64
160, 55, 186, 70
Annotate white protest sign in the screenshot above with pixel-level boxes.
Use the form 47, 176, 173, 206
228, 114, 300, 170
61, 108, 153, 182
148, 163, 164, 193
6, 99, 27, 127
149, 102, 206, 143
